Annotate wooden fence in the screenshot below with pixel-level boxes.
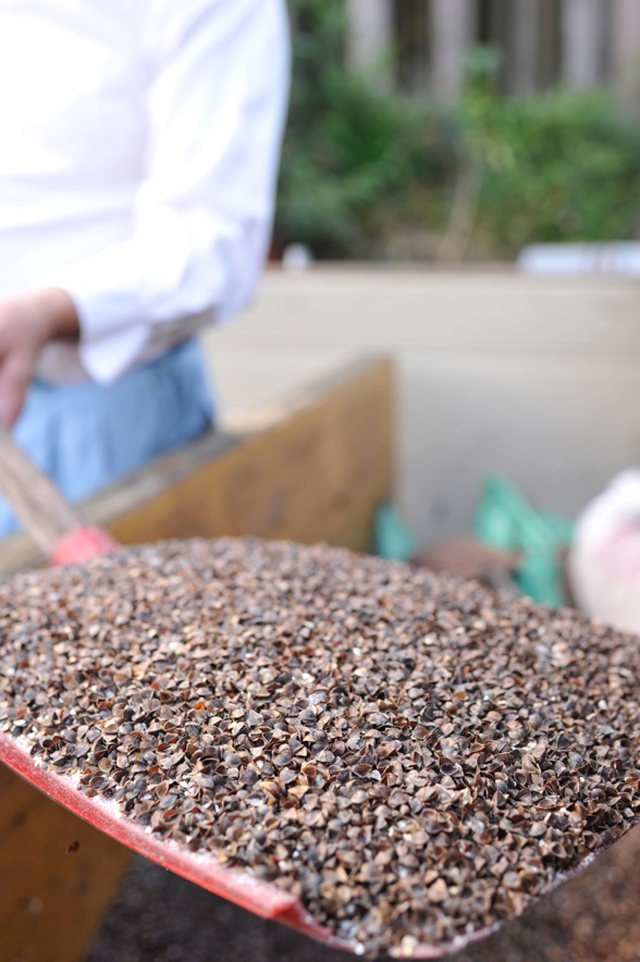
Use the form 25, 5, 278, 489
346, 0, 640, 108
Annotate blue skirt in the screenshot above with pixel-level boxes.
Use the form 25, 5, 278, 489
0, 339, 214, 538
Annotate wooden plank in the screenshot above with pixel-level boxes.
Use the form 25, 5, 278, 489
612, 0, 640, 112
108, 356, 394, 551
561, 0, 606, 90
538, 0, 561, 89
346, 0, 394, 86
0, 432, 238, 576
485, 0, 509, 91
510, 0, 542, 95
430, 0, 476, 101
0, 357, 393, 575
0, 766, 130, 962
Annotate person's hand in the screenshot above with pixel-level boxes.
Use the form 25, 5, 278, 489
0, 288, 79, 427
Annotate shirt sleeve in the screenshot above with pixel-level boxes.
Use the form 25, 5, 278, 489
51, 0, 290, 383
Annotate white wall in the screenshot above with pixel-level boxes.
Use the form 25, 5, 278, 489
202, 267, 640, 548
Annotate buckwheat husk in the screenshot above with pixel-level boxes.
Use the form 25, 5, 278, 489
0, 538, 638, 958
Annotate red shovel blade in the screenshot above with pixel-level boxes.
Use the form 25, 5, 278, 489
1, 723, 622, 960
0, 730, 358, 956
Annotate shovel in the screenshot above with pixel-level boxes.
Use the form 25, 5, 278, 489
0, 424, 118, 564
0, 426, 634, 959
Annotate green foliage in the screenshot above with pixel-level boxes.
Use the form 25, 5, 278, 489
475, 90, 640, 254
275, 2, 454, 257
275, 11, 640, 260
454, 47, 640, 255
277, 73, 453, 257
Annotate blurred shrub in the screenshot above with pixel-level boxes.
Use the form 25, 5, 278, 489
457, 46, 640, 256
475, 90, 640, 255
275, 9, 640, 260
276, 0, 454, 258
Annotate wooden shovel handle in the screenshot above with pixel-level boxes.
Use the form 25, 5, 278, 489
0, 424, 83, 554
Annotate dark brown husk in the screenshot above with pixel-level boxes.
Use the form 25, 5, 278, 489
0, 538, 638, 958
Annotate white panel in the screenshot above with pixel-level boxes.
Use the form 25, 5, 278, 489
204, 267, 640, 547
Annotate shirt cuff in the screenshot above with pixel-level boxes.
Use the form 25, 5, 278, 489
78, 321, 151, 383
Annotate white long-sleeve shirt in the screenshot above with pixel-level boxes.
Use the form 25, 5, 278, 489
0, 0, 290, 383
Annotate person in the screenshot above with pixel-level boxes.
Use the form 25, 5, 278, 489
0, 0, 290, 536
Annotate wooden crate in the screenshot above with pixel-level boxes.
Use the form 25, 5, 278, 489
0, 356, 394, 962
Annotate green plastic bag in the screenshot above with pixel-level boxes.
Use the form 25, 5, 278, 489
473, 475, 573, 607
374, 504, 419, 562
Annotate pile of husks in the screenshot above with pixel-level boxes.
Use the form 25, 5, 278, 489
0, 538, 638, 957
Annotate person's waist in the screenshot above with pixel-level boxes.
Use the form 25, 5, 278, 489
34, 321, 206, 386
